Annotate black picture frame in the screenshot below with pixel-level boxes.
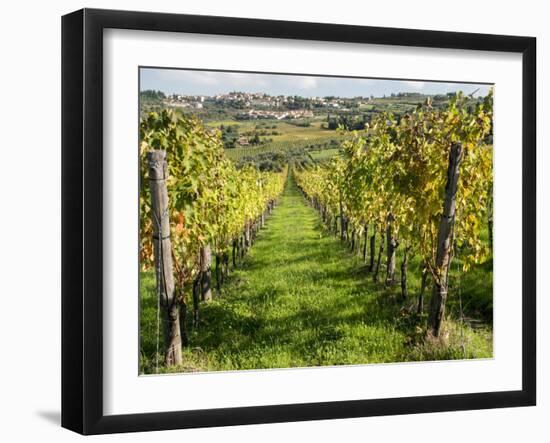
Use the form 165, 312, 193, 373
61, 8, 536, 435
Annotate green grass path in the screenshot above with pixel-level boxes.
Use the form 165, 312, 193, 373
140, 173, 492, 373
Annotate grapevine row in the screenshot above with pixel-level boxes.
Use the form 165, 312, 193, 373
140, 109, 287, 366
294, 92, 493, 337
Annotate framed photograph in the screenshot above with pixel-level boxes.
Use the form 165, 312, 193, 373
61, 8, 536, 435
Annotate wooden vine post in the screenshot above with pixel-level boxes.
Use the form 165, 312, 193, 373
200, 244, 213, 302
428, 142, 463, 337
147, 150, 182, 366
385, 212, 398, 285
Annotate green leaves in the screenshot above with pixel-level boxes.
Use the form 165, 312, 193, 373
139, 109, 287, 275
296, 89, 494, 275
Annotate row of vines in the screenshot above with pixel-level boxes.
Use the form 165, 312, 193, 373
140, 109, 287, 367
225, 135, 343, 161
294, 92, 493, 338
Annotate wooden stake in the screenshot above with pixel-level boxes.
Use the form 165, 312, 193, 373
428, 142, 463, 337
147, 150, 182, 366
200, 244, 213, 302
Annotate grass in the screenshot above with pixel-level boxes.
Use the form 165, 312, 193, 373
140, 174, 493, 374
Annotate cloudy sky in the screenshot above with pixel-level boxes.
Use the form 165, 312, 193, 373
140, 68, 491, 98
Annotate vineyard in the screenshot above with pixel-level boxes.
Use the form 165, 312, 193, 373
140, 110, 287, 367
294, 92, 494, 337
224, 135, 343, 161
139, 92, 493, 374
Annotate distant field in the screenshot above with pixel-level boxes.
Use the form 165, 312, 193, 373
211, 118, 349, 161
268, 121, 333, 141
207, 119, 336, 140
225, 136, 344, 161
310, 148, 341, 161
211, 117, 373, 162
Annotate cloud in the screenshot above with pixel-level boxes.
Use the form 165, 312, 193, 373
297, 77, 318, 90
155, 70, 220, 86
225, 73, 268, 89
402, 80, 426, 90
